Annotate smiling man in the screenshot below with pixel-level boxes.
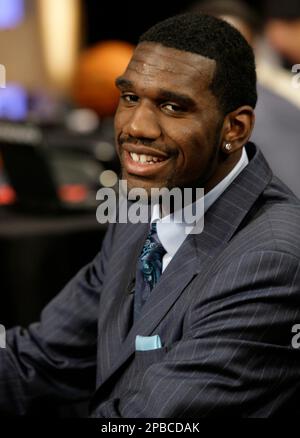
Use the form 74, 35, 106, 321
114, 27, 255, 196
0, 13, 300, 418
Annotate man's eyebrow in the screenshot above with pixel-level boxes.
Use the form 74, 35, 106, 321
157, 89, 196, 108
115, 77, 133, 89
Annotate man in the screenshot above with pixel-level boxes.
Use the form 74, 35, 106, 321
1, 13, 300, 417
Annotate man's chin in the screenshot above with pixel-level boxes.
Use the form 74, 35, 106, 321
122, 173, 152, 190
119, 177, 151, 202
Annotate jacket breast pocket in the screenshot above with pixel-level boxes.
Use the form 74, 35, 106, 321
134, 346, 168, 371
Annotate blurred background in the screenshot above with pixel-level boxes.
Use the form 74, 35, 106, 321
0, 0, 299, 340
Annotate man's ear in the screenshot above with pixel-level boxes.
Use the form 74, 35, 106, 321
221, 106, 255, 155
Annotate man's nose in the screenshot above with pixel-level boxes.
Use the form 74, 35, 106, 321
125, 102, 161, 140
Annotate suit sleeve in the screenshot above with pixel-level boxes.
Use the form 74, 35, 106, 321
0, 223, 115, 416
96, 250, 300, 418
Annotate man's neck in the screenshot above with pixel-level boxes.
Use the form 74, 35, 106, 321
204, 147, 243, 195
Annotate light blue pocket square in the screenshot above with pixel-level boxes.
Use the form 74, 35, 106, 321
135, 335, 162, 351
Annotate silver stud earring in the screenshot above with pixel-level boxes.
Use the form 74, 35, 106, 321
224, 143, 232, 152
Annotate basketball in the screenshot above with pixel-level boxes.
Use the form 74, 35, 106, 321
72, 40, 135, 117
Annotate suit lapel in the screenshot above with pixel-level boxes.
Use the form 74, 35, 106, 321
96, 143, 273, 390
96, 220, 149, 382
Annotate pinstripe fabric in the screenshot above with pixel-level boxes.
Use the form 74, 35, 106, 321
1, 142, 300, 417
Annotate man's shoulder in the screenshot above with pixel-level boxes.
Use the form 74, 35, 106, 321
231, 175, 300, 260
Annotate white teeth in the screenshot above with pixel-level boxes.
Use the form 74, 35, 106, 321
140, 154, 147, 163
130, 152, 166, 164
131, 153, 139, 162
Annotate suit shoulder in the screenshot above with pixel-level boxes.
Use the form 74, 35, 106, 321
265, 201, 300, 258
232, 180, 300, 259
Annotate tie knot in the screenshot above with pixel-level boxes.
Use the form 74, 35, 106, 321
150, 221, 157, 234
142, 223, 164, 255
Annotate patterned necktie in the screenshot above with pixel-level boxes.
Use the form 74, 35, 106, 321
140, 222, 166, 288
134, 223, 166, 321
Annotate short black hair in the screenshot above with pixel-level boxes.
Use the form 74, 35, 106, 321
139, 13, 257, 115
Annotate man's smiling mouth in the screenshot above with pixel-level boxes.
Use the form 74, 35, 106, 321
120, 142, 172, 176
129, 152, 166, 165
123, 149, 171, 177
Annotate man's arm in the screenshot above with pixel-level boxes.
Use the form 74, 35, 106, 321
0, 223, 115, 416
94, 250, 300, 418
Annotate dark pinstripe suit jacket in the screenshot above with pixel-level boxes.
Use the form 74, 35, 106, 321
1, 143, 300, 417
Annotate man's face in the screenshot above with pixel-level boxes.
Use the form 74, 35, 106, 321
114, 42, 224, 193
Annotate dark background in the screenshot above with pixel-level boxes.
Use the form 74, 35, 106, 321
83, 0, 264, 46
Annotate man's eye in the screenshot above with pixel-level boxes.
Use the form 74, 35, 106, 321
121, 94, 138, 103
163, 103, 182, 113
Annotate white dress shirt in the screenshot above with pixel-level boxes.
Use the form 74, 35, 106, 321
151, 147, 249, 272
